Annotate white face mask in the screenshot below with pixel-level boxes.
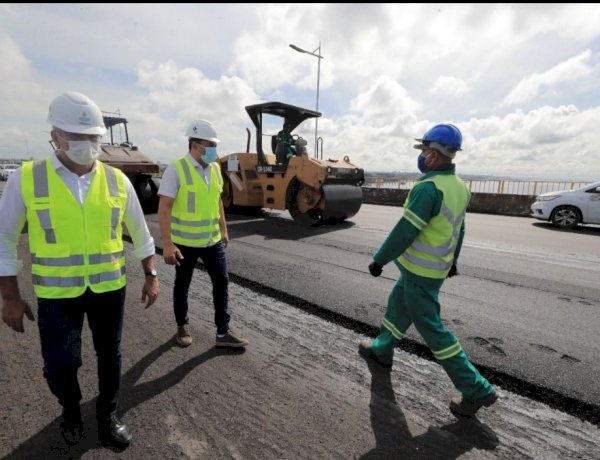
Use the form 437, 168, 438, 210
64, 140, 101, 165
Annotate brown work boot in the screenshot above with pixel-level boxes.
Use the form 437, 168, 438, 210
176, 325, 192, 347
215, 330, 249, 349
450, 391, 498, 417
358, 340, 393, 369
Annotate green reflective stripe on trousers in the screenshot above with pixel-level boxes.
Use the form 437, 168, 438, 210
382, 318, 405, 340
32, 254, 85, 266
433, 341, 462, 360
402, 252, 454, 271
33, 160, 49, 198
171, 217, 219, 227
32, 274, 85, 287
36, 209, 57, 244
89, 266, 126, 284
89, 251, 125, 264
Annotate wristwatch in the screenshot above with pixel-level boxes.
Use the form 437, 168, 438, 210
144, 269, 158, 277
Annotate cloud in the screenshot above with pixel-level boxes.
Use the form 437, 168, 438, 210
349, 76, 420, 120
1, 4, 600, 179
0, 34, 46, 112
126, 60, 261, 162
502, 50, 593, 106
429, 76, 470, 98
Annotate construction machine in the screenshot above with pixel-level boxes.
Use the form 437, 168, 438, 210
219, 102, 364, 224
100, 116, 161, 214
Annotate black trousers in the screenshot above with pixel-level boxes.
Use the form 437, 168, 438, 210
37, 287, 126, 420
173, 241, 230, 335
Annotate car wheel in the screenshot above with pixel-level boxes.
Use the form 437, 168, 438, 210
551, 205, 580, 229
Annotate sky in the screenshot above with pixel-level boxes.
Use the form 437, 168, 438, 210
1, 3, 600, 180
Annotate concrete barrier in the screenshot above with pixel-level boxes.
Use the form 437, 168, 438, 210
362, 187, 536, 217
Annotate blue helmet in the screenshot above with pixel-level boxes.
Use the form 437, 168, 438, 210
416, 123, 462, 151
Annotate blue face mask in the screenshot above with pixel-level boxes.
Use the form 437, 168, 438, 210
201, 146, 218, 163
417, 153, 428, 173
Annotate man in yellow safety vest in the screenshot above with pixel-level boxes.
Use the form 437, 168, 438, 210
0, 91, 160, 448
158, 119, 249, 350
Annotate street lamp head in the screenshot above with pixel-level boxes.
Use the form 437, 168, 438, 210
289, 44, 306, 53
290, 43, 323, 59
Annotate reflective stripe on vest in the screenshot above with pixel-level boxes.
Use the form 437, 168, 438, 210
22, 159, 127, 298
171, 157, 223, 248
398, 174, 470, 279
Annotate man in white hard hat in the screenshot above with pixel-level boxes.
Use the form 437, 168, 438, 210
0, 91, 160, 448
158, 119, 249, 349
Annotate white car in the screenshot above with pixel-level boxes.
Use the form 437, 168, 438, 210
531, 181, 600, 228
0, 163, 20, 181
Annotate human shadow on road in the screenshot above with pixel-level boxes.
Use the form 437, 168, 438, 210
2, 338, 232, 459
358, 356, 499, 460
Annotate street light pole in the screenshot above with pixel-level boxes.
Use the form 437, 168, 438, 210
0, 145, 10, 159
289, 43, 323, 158
20, 139, 29, 157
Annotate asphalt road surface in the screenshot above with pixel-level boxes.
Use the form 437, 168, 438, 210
145, 205, 600, 413
0, 206, 600, 459
1, 241, 599, 459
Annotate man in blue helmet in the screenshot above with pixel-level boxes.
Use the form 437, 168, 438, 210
359, 123, 498, 418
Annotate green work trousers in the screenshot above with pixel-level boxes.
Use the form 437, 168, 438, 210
370, 267, 495, 401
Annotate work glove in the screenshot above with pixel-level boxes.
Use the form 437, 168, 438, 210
368, 261, 383, 277
447, 264, 458, 278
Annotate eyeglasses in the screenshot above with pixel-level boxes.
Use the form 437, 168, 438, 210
61, 132, 101, 142
194, 140, 216, 148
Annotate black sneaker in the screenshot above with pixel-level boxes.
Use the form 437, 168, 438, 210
98, 415, 131, 448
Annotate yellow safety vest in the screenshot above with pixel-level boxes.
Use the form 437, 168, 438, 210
21, 158, 127, 298
398, 174, 470, 279
171, 157, 223, 248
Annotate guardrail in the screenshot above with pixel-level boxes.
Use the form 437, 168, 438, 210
364, 176, 592, 196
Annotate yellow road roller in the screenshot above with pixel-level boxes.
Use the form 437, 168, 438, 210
219, 102, 364, 224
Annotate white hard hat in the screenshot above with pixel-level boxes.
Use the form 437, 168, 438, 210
47, 91, 107, 136
185, 119, 219, 143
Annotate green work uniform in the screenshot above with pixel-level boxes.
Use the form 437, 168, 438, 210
370, 165, 495, 402
276, 130, 296, 161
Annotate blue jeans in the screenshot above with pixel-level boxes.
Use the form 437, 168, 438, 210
173, 241, 230, 335
37, 287, 125, 420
